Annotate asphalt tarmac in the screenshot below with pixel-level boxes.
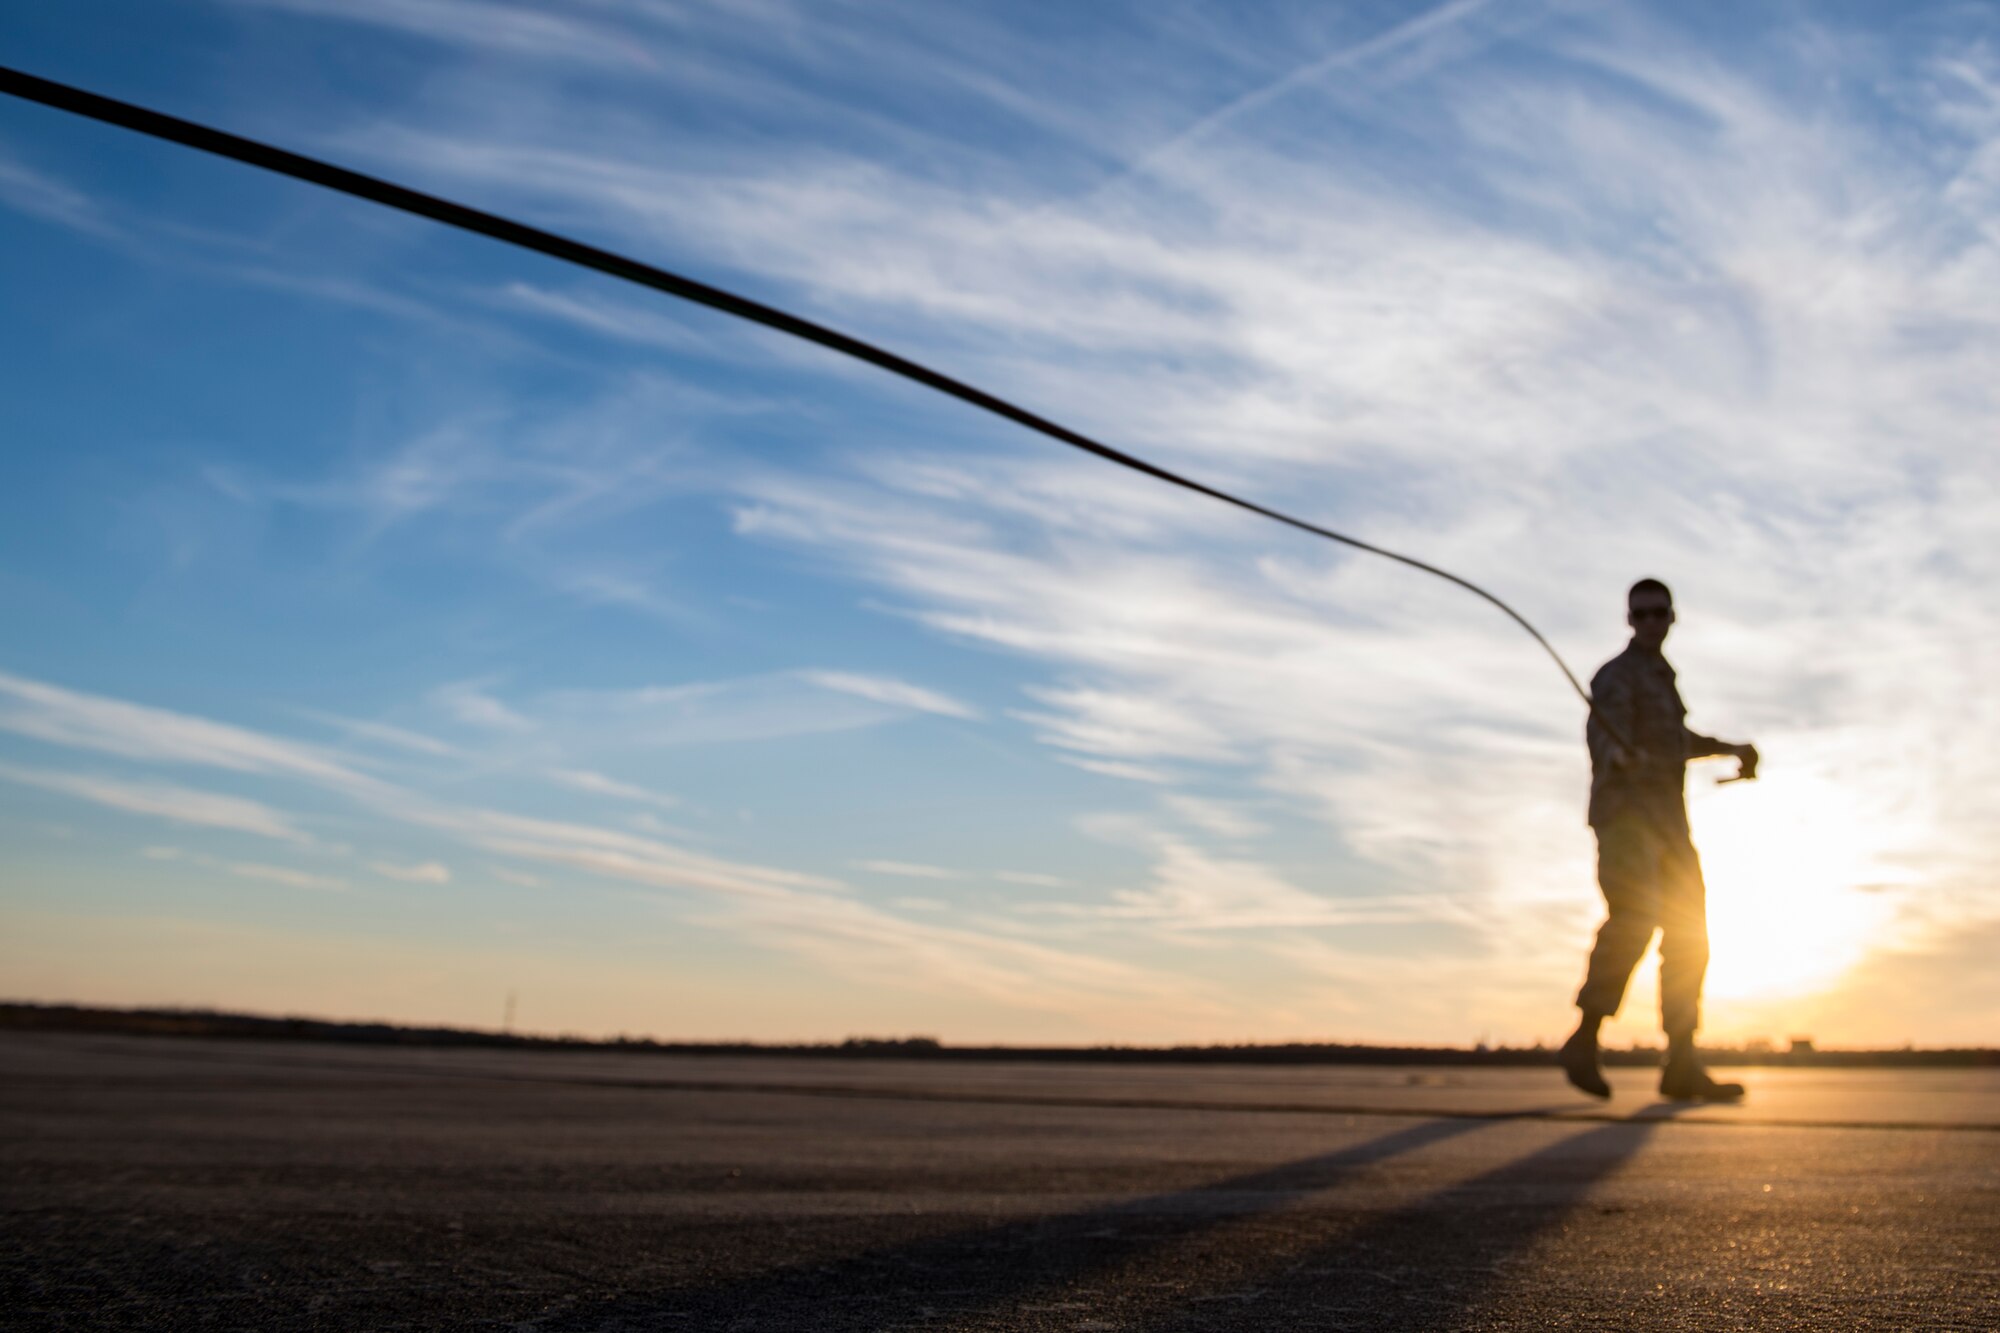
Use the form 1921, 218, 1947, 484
4, 1034, 1996, 1330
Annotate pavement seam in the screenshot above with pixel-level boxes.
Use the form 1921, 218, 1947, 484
19, 1036, 2000, 1135
387, 1072, 2000, 1134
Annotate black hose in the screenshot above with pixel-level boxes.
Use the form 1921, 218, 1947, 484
0, 64, 1608, 723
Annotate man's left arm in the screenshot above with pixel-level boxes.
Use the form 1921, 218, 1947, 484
1686, 725, 1756, 772
1684, 728, 1735, 758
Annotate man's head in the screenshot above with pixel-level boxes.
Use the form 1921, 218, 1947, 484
1627, 577, 1674, 650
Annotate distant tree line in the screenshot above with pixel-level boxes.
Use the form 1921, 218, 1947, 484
3, 1002, 1991, 1067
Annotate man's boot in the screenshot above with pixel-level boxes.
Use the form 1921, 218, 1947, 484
1559, 1018, 1610, 1100
1660, 1041, 1744, 1102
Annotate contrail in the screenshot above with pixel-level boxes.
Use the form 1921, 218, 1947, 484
1115, 0, 1494, 187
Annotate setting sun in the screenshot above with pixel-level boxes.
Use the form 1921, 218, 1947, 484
1690, 766, 1903, 1005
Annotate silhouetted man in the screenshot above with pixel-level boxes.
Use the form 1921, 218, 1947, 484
1560, 578, 1756, 1102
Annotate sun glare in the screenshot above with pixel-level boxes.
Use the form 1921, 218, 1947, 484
1690, 767, 1902, 1004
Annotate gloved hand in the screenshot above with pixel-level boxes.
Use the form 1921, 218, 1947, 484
1719, 743, 1758, 784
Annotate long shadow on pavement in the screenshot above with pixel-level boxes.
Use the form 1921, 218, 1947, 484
544, 1105, 1603, 1332
1117, 1107, 1687, 1331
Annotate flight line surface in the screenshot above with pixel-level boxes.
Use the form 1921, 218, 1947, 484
4, 1034, 1995, 1330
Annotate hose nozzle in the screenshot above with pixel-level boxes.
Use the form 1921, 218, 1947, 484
1717, 746, 1759, 785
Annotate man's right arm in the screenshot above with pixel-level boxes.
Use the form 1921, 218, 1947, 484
1587, 660, 1637, 771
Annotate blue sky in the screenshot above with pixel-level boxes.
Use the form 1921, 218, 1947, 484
3, 0, 1998, 1045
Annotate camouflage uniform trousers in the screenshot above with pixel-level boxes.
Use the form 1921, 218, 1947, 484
1575, 807, 1709, 1040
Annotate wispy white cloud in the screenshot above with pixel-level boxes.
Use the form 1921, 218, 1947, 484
0, 670, 389, 797
0, 145, 118, 239
548, 768, 678, 808
253, 380, 726, 542
525, 672, 959, 749
440, 804, 837, 901
370, 859, 452, 884
627, 810, 705, 841
1016, 684, 1236, 763
0, 760, 312, 843
701, 879, 1229, 1024
798, 670, 979, 720
429, 679, 536, 733
497, 281, 715, 354
995, 870, 1068, 888
130, 842, 350, 890
1160, 793, 1270, 841
293, 708, 459, 758
854, 859, 962, 881
2, 670, 1241, 1026
228, 0, 655, 68
545, 567, 687, 621
1056, 756, 1178, 785
0, 671, 814, 898
446, 807, 1229, 1021
228, 861, 347, 891
1028, 837, 1472, 934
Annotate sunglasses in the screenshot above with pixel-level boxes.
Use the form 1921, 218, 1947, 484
1630, 607, 1673, 622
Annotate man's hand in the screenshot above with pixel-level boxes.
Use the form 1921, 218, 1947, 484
1721, 742, 1759, 783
